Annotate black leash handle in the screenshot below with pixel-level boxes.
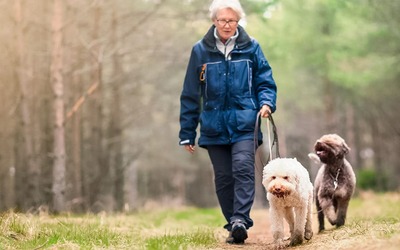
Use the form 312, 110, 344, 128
254, 112, 280, 166
267, 113, 280, 158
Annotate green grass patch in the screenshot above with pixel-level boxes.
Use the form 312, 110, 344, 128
0, 208, 222, 249
145, 229, 217, 250
0, 212, 128, 249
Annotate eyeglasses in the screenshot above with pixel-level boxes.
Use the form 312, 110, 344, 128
216, 19, 238, 27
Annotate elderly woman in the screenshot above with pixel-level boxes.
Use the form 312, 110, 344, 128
179, 0, 277, 244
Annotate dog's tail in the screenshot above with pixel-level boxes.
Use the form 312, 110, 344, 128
308, 153, 320, 164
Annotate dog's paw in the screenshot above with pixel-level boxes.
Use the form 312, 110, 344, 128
327, 218, 337, 226
304, 230, 313, 240
289, 232, 303, 246
273, 239, 287, 249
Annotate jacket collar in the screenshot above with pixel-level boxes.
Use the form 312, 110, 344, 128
202, 25, 252, 52
214, 27, 239, 46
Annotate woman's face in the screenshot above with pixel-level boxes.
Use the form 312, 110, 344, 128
213, 8, 239, 43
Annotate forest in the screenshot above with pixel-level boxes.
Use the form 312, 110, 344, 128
0, 0, 398, 213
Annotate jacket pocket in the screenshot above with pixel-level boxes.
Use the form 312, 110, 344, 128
235, 109, 258, 132
200, 110, 223, 136
204, 62, 223, 99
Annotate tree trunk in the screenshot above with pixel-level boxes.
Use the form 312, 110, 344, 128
71, 81, 83, 212
50, 0, 66, 213
110, 5, 124, 211
88, 4, 110, 212
0, 90, 16, 210
0, 33, 17, 209
14, 0, 41, 210
370, 116, 385, 191
322, 77, 336, 132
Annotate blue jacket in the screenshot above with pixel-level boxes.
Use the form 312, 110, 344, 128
179, 25, 277, 148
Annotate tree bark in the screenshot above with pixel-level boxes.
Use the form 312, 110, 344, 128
110, 4, 124, 211
51, 0, 66, 212
14, 0, 41, 210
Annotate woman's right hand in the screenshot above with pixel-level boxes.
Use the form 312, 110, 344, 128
260, 105, 271, 118
184, 145, 196, 154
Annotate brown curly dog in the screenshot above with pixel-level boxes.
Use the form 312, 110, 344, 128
309, 134, 356, 232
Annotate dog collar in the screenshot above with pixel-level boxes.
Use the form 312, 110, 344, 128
330, 169, 341, 190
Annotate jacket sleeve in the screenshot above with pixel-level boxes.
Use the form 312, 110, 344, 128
253, 41, 277, 112
179, 46, 201, 145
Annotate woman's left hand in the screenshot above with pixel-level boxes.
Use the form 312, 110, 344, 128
260, 105, 271, 118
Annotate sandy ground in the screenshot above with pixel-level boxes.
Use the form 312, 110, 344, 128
213, 208, 286, 249
211, 208, 400, 250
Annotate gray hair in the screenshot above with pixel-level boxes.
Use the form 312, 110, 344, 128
209, 0, 246, 21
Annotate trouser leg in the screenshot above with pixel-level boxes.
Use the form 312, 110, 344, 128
207, 140, 255, 230
231, 140, 255, 228
207, 144, 234, 230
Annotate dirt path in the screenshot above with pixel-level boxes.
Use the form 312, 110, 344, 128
210, 208, 342, 250
213, 209, 282, 250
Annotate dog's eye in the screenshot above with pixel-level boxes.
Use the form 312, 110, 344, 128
283, 176, 289, 180
271, 176, 276, 180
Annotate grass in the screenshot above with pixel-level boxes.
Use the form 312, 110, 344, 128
0, 208, 223, 249
145, 229, 216, 250
0, 192, 399, 249
295, 191, 400, 250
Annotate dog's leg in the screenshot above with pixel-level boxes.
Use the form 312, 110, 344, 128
290, 206, 306, 246
334, 185, 352, 228
319, 196, 337, 226
324, 206, 337, 226
270, 205, 286, 248
304, 194, 313, 240
284, 207, 294, 236
316, 196, 325, 232
336, 199, 350, 227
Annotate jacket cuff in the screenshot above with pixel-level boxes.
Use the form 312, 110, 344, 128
179, 139, 194, 145
260, 102, 275, 113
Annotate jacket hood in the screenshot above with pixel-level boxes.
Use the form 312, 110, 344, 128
202, 25, 252, 51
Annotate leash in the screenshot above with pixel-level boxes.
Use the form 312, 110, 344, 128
254, 111, 280, 168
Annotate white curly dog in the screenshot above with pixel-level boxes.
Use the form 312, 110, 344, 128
262, 158, 313, 248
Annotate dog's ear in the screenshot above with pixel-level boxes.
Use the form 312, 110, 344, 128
294, 173, 300, 189
261, 173, 269, 187
342, 141, 350, 155
262, 177, 267, 187
313, 140, 319, 151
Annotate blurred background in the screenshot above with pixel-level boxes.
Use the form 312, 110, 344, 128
0, 0, 398, 213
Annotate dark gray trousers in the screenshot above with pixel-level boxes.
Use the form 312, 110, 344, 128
207, 140, 255, 231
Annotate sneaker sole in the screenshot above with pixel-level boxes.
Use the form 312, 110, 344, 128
232, 226, 248, 243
